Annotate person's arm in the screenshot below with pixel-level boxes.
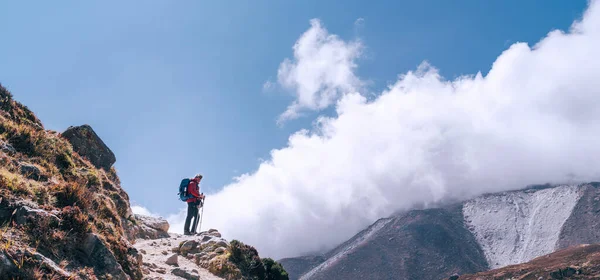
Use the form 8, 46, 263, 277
188, 181, 201, 198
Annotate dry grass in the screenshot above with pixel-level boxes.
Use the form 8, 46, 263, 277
52, 182, 92, 210
0, 168, 35, 197
0, 84, 144, 279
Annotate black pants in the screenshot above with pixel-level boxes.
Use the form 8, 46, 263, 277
184, 201, 200, 234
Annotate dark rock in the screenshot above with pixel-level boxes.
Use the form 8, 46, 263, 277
215, 240, 229, 248
128, 247, 143, 267
80, 233, 128, 279
449, 274, 460, 280
201, 235, 212, 242
166, 254, 178, 266
0, 251, 17, 277
215, 247, 226, 254
172, 268, 200, 280
180, 240, 199, 254
551, 267, 577, 279
61, 124, 116, 170
14, 205, 60, 226
19, 162, 46, 181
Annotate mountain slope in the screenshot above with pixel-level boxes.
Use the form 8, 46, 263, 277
463, 184, 582, 268
283, 183, 600, 280
295, 206, 488, 280
457, 243, 600, 280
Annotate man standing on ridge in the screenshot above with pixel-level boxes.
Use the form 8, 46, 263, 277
184, 174, 205, 235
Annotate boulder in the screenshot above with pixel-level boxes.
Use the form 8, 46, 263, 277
201, 235, 213, 242
166, 254, 178, 266
19, 162, 45, 181
135, 214, 169, 232
80, 233, 128, 279
14, 205, 60, 226
179, 240, 199, 254
215, 247, 226, 254
172, 267, 200, 280
61, 125, 116, 170
133, 214, 170, 240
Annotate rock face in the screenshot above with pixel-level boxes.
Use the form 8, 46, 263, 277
463, 184, 581, 268
80, 233, 129, 279
134, 214, 170, 239
61, 124, 116, 170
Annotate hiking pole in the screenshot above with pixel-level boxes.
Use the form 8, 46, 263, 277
197, 197, 205, 233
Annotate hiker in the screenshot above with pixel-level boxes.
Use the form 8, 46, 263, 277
183, 174, 205, 235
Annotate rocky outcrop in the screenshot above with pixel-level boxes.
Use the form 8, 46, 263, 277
61, 124, 116, 170
80, 233, 129, 279
134, 214, 170, 239
135, 230, 288, 280
1, 85, 144, 279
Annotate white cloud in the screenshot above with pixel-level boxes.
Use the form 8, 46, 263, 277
262, 80, 274, 91
276, 19, 363, 124
169, 1, 600, 260
131, 204, 160, 218
355, 17, 365, 27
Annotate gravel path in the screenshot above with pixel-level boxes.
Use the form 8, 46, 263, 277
135, 233, 224, 280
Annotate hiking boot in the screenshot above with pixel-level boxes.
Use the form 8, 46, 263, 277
184, 231, 192, 236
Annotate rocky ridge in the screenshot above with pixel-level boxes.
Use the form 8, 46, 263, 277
0, 83, 288, 280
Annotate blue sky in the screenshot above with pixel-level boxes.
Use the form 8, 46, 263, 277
0, 0, 589, 221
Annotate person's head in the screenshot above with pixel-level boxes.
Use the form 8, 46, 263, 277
193, 174, 203, 182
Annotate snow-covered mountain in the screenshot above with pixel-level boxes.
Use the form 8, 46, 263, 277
280, 182, 600, 280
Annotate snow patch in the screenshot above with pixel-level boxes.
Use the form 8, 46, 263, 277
463, 185, 581, 269
299, 218, 392, 280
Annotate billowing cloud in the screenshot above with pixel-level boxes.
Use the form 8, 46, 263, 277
169, 1, 600, 260
276, 19, 363, 123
